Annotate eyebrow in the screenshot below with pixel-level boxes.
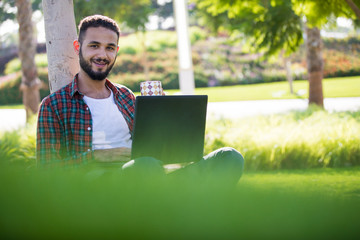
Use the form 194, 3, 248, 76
88, 41, 117, 47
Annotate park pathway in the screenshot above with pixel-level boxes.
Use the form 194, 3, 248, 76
207, 97, 360, 119
0, 97, 359, 131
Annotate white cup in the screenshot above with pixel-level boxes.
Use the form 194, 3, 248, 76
140, 81, 163, 96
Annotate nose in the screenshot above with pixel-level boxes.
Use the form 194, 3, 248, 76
95, 46, 108, 59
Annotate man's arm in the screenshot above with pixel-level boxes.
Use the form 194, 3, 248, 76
36, 100, 63, 164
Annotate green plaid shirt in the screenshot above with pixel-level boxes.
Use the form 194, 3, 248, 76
36, 75, 135, 166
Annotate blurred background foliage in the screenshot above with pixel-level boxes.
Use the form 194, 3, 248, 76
2, 107, 359, 171
1, 0, 360, 105
1, 31, 360, 105
0, 0, 359, 169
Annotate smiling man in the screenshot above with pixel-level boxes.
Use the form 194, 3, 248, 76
36, 15, 244, 187
37, 15, 135, 165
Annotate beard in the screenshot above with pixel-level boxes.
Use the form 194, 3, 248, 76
79, 48, 116, 81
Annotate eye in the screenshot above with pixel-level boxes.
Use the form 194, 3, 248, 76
107, 46, 116, 51
89, 44, 98, 48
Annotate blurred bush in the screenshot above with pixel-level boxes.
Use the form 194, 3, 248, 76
0, 68, 49, 105
4, 54, 49, 75
1, 108, 360, 171
1, 31, 360, 105
0, 163, 359, 240
0, 118, 36, 166
205, 107, 360, 170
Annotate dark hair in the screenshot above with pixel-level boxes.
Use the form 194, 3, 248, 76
78, 15, 120, 43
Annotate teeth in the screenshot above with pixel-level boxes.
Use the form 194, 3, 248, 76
94, 61, 106, 65
93, 59, 108, 65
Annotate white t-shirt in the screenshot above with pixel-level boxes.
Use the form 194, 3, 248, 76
83, 90, 132, 150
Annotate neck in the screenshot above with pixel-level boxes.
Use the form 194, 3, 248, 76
77, 71, 110, 99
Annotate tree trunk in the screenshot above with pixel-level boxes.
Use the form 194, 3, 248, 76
306, 26, 324, 107
138, 31, 150, 81
42, 0, 79, 93
281, 50, 293, 94
344, 0, 360, 20
15, 0, 41, 121
285, 57, 293, 94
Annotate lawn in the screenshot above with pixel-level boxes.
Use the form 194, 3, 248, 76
1, 86, 359, 238
0, 104, 23, 109
0, 164, 359, 239
241, 167, 360, 199
0, 76, 359, 109
135, 76, 360, 101
0, 107, 359, 238
194, 76, 360, 102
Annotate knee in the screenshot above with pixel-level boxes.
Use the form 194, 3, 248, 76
201, 147, 245, 186
207, 147, 244, 169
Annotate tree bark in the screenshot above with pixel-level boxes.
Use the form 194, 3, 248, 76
42, 0, 79, 93
306, 26, 324, 107
285, 57, 293, 94
15, 0, 41, 121
344, 0, 360, 20
281, 50, 293, 94
138, 31, 150, 81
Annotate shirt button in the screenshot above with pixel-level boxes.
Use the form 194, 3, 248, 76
87, 127, 91, 131
86, 107, 89, 111
87, 149, 91, 152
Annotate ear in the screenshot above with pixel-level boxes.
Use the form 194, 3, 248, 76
73, 40, 80, 55
117, 46, 119, 53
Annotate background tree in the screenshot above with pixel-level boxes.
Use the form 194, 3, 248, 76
193, 0, 359, 107
0, 0, 43, 120
152, 0, 174, 29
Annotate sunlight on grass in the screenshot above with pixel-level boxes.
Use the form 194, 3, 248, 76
0, 164, 359, 239
205, 107, 360, 170
241, 167, 360, 199
196, 76, 360, 102
4, 54, 48, 75
0, 104, 24, 109
1, 109, 359, 239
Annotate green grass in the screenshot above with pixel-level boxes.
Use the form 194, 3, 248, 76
241, 167, 360, 199
133, 76, 360, 101
0, 164, 359, 239
204, 107, 360, 170
195, 76, 360, 102
4, 54, 48, 75
1, 76, 359, 109
0, 104, 24, 109
0, 108, 359, 238
1, 107, 359, 172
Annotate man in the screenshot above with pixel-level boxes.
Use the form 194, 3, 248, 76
37, 15, 133, 165
37, 15, 244, 185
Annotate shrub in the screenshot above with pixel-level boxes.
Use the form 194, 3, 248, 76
0, 118, 36, 166
205, 108, 360, 170
4, 54, 48, 75
262, 69, 286, 83
323, 50, 360, 78
0, 68, 49, 105
118, 46, 137, 55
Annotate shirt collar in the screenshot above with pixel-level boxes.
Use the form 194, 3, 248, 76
70, 74, 81, 98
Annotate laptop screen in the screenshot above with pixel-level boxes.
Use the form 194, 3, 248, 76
131, 95, 208, 164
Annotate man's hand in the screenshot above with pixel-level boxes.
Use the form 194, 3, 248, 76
93, 147, 131, 162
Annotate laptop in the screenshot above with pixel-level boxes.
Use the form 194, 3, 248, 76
131, 95, 208, 164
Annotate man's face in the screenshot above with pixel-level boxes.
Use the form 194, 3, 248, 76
78, 27, 119, 81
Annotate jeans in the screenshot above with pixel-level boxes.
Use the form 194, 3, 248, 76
121, 147, 245, 187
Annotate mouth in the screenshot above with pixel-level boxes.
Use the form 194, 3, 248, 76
92, 58, 109, 68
